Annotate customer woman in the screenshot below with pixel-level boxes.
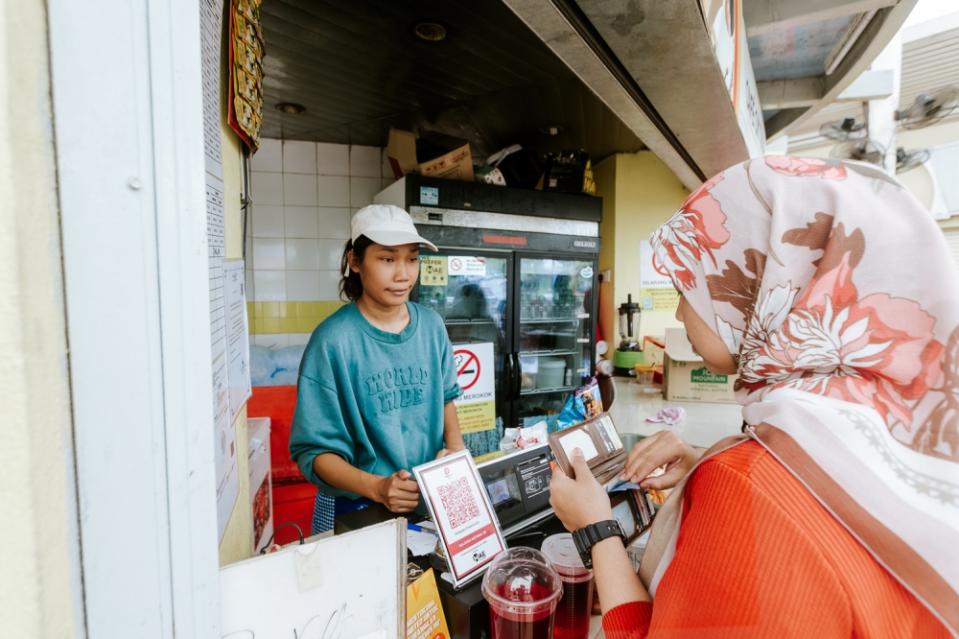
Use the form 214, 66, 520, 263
550, 156, 957, 637
290, 204, 464, 533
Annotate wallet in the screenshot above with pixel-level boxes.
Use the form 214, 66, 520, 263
548, 413, 627, 485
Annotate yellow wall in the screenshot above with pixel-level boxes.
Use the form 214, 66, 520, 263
217, 40, 254, 566
0, 0, 80, 635
595, 152, 689, 349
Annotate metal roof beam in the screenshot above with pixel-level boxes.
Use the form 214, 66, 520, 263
744, 0, 897, 37
767, 0, 918, 139
758, 77, 825, 108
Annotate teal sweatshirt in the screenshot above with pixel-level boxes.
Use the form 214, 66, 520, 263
289, 302, 461, 498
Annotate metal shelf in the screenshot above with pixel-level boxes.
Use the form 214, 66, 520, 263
519, 385, 577, 396
519, 349, 578, 357
442, 318, 497, 326
519, 317, 587, 324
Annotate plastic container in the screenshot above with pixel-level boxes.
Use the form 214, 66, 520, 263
541, 533, 594, 639
482, 547, 563, 639
536, 358, 566, 389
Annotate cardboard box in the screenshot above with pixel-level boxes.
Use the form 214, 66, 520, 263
248, 416, 274, 553
386, 128, 474, 182
662, 328, 737, 403
642, 335, 665, 366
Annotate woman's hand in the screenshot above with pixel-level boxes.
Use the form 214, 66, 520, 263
549, 449, 613, 531
435, 446, 465, 459
621, 430, 702, 489
376, 470, 420, 512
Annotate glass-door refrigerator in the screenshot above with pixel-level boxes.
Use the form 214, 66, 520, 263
377, 175, 601, 451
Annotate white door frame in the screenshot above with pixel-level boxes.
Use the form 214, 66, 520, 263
49, 0, 220, 635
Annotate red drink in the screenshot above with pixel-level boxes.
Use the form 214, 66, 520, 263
482, 548, 563, 639
540, 533, 594, 639
488, 582, 556, 639
553, 577, 594, 639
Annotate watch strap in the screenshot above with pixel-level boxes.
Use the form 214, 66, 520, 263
572, 519, 626, 569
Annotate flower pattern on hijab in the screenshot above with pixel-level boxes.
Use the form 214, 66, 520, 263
646, 157, 959, 632
649, 156, 958, 461
765, 155, 848, 180
651, 172, 730, 291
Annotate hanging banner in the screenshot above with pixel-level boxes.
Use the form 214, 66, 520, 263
452, 343, 495, 434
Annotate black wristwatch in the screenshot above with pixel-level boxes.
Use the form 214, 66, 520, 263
571, 520, 627, 569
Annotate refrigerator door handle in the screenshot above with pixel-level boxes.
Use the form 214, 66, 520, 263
511, 351, 521, 397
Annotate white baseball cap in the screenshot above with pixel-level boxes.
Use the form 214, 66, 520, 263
350, 204, 438, 252
343, 204, 439, 276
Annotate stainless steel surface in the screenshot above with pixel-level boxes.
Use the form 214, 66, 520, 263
410, 206, 599, 237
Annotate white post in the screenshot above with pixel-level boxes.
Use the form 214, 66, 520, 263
865, 33, 902, 174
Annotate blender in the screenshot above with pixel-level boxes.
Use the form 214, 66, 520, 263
612, 294, 644, 375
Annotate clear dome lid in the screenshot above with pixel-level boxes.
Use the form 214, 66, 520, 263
481, 547, 562, 615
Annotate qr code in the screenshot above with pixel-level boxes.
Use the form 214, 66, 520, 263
438, 477, 479, 529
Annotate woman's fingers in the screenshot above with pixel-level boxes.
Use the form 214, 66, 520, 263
623, 434, 680, 482
640, 463, 688, 490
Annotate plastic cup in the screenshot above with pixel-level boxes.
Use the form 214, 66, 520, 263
541, 534, 594, 639
482, 547, 563, 639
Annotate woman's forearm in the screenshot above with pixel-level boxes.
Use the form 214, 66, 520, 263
312, 452, 383, 501
442, 401, 465, 450
591, 536, 651, 613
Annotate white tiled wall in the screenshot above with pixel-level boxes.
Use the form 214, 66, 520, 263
247, 138, 395, 303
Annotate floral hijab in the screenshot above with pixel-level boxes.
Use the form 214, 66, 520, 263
644, 156, 959, 633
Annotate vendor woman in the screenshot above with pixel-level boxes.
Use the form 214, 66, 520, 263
290, 204, 464, 533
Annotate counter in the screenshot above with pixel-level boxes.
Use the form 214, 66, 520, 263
607, 377, 744, 447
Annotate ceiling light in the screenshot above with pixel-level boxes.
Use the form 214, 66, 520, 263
274, 102, 306, 115
413, 21, 447, 42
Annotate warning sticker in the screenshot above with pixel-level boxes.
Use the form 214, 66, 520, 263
452, 343, 496, 434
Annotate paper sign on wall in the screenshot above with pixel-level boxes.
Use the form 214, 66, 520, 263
452, 343, 496, 434
639, 240, 680, 311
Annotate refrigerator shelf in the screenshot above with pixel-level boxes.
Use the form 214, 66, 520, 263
519, 317, 585, 324
443, 318, 497, 326
519, 349, 578, 357
519, 385, 578, 396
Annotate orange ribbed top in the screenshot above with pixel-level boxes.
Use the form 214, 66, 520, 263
602, 441, 949, 638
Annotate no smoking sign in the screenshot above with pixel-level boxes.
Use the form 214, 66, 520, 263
453, 348, 481, 390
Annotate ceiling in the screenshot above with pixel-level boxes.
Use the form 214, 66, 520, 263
259, 0, 643, 162
788, 19, 959, 145
749, 15, 855, 81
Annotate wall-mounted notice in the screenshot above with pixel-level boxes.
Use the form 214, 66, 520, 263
639, 240, 680, 312
201, 0, 238, 540
452, 343, 496, 434
224, 259, 252, 422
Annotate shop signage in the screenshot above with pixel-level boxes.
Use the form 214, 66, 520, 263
413, 450, 507, 589
406, 569, 451, 639
452, 343, 496, 434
